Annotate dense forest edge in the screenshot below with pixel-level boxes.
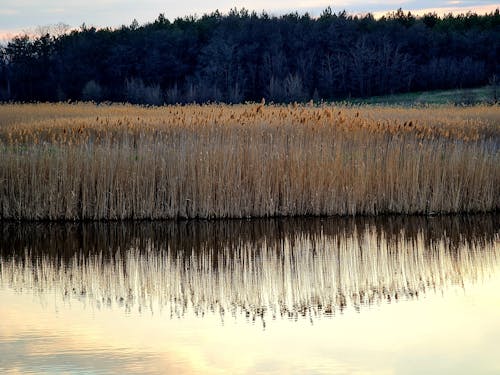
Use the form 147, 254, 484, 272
0, 7, 499, 104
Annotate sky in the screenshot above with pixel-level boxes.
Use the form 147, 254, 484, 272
0, 0, 499, 40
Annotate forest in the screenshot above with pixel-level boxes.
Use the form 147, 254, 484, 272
0, 7, 499, 104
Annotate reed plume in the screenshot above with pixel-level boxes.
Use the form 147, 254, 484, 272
0, 103, 498, 220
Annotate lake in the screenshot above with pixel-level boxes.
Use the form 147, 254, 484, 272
1, 216, 499, 374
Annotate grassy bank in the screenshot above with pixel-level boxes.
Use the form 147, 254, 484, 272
0, 103, 499, 220
349, 86, 496, 106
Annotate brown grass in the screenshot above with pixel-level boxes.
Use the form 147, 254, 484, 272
0, 103, 499, 220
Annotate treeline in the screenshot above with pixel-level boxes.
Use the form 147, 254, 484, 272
0, 7, 499, 104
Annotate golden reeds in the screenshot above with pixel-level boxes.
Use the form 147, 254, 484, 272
0, 103, 499, 220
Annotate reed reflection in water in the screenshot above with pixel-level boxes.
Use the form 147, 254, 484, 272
1, 216, 498, 322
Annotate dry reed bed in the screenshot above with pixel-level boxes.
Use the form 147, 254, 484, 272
0, 103, 499, 220
1, 220, 498, 319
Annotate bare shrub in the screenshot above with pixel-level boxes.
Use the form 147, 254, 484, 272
165, 84, 180, 104
284, 73, 306, 102
228, 83, 243, 104
81, 80, 103, 102
267, 76, 285, 102
125, 77, 163, 105
267, 74, 306, 102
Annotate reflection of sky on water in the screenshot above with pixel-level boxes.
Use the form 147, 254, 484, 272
2, 278, 500, 374
0, 216, 499, 374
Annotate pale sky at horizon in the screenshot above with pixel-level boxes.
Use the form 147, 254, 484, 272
0, 0, 498, 39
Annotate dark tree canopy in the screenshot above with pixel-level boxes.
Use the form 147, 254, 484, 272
1, 8, 499, 103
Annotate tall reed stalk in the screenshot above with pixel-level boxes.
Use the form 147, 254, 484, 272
0, 103, 498, 220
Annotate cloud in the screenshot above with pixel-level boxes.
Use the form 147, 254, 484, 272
42, 8, 66, 14
373, 3, 499, 17
0, 29, 26, 43
0, 1, 498, 33
0, 9, 19, 15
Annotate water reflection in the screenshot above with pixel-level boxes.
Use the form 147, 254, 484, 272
1, 216, 498, 321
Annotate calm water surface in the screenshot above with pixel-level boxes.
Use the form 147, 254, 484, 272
1, 216, 499, 374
